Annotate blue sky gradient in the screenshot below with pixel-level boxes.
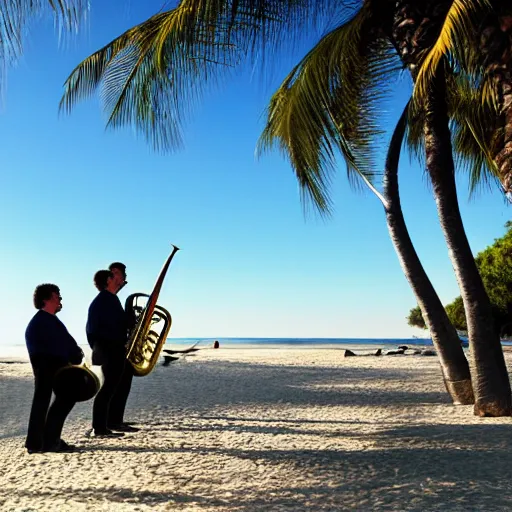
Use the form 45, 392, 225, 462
0, 0, 510, 346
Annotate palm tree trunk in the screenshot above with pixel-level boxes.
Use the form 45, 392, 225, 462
478, 7, 512, 195
391, 0, 453, 77
382, 104, 474, 405
424, 65, 511, 416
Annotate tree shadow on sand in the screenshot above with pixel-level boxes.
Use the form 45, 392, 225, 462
129, 360, 450, 411
10, 423, 512, 511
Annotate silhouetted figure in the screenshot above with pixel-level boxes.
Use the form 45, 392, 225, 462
108, 261, 138, 432
25, 284, 83, 453
213, 340, 220, 349
87, 270, 127, 438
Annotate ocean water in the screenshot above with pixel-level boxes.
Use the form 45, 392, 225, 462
0, 338, 433, 360
163, 337, 434, 350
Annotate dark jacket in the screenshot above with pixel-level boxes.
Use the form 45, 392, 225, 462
86, 290, 128, 364
25, 310, 83, 365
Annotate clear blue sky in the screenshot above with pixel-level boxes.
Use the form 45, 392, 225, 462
0, 0, 509, 346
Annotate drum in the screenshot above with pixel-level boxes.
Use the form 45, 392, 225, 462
53, 364, 104, 402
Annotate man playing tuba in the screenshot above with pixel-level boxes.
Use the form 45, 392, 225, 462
105, 262, 138, 432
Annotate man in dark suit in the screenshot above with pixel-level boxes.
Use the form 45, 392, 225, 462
86, 270, 127, 437
25, 284, 83, 453
106, 262, 138, 432
86, 268, 138, 437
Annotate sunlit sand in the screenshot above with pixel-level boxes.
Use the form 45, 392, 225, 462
1, 347, 511, 511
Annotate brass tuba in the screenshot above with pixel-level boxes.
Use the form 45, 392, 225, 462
126, 245, 180, 376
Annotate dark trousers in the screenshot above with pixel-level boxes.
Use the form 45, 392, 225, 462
25, 355, 76, 451
92, 355, 125, 431
108, 360, 134, 425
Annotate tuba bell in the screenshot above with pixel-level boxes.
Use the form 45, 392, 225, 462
125, 245, 179, 376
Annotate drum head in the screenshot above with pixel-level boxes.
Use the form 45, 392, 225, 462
54, 365, 101, 402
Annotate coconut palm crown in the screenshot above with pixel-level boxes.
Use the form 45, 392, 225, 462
59, 0, 505, 205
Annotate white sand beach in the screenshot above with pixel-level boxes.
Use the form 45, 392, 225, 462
1, 347, 512, 511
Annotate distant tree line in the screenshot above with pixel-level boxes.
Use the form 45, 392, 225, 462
408, 222, 512, 337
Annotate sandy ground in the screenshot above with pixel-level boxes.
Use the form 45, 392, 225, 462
1, 347, 512, 511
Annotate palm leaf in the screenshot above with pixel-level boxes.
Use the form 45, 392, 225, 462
407, 70, 502, 196
181, 0, 359, 57
61, 5, 240, 151
60, 0, 361, 151
413, 0, 493, 107
0, 0, 86, 90
0, 0, 86, 60
447, 73, 502, 196
258, 5, 400, 214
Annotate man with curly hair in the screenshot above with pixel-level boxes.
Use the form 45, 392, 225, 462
25, 284, 84, 453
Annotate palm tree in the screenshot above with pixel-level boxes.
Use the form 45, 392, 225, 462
255, 14, 473, 404
397, 0, 512, 415
382, 105, 474, 405
60, 0, 509, 413
411, 0, 512, 197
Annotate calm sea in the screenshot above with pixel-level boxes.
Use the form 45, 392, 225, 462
165, 337, 434, 349
0, 337, 433, 360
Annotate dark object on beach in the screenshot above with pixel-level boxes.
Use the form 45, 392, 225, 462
53, 365, 101, 402
344, 349, 356, 357
385, 349, 405, 355
163, 347, 200, 355
213, 340, 220, 349
412, 349, 422, 355
162, 356, 179, 367
421, 349, 436, 356
397, 345, 409, 351
375, 349, 382, 356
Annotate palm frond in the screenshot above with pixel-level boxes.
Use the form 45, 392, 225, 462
61, 5, 240, 151
413, 0, 492, 107
404, 97, 426, 168
258, 5, 399, 214
447, 72, 502, 196
0, 0, 87, 88
183, 0, 359, 57
0, 0, 86, 59
61, 0, 362, 151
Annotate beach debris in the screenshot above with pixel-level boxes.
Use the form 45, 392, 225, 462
341, 346, 437, 357
162, 356, 179, 366
344, 349, 382, 357
384, 349, 405, 355
162, 344, 200, 355
161, 342, 201, 367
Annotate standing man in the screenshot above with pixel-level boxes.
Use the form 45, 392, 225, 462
107, 262, 138, 432
25, 284, 83, 453
86, 270, 127, 437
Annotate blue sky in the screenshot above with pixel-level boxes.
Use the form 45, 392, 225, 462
0, 0, 510, 347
